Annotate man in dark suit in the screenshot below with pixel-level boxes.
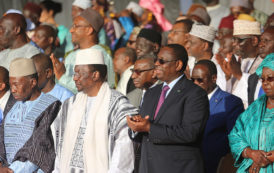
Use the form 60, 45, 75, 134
127, 44, 209, 173
248, 26, 274, 105
191, 60, 244, 173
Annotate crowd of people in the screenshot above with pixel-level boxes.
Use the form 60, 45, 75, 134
0, 0, 273, 172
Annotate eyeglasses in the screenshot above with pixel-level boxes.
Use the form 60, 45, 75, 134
71, 24, 91, 29
156, 58, 178, 65
260, 76, 274, 83
191, 78, 204, 83
130, 68, 154, 75
232, 36, 252, 45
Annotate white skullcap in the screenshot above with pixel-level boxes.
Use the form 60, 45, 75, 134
189, 24, 216, 43
126, 1, 144, 17
5, 9, 35, 31
233, 20, 261, 35
75, 48, 105, 65
9, 58, 37, 77
72, 0, 92, 10
230, 0, 251, 9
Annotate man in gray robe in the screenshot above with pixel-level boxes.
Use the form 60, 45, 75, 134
53, 48, 138, 173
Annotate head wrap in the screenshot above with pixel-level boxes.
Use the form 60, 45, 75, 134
189, 24, 216, 43
75, 48, 105, 65
126, 1, 143, 17
139, 0, 172, 31
219, 15, 235, 29
189, 7, 211, 25
9, 58, 36, 77
230, 0, 251, 9
72, 0, 92, 10
233, 20, 261, 35
237, 14, 256, 21
137, 28, 162, 45
256, 53, 274, 77
80, 8, 104, 32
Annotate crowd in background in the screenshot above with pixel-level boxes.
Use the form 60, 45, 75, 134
0, 0, 273, 172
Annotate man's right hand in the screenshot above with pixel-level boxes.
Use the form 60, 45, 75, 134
50, 53, 66, 80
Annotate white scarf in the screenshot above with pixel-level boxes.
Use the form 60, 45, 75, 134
60, 82, 110, 172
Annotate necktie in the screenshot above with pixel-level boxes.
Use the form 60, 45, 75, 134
154, 85, 170, 119
258, 86, 265, 98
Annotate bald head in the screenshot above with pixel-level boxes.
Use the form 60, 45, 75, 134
0, 13, 27, 48
0, 66, 9, 92
32, 25, 57, 52
32, 53, 53, 71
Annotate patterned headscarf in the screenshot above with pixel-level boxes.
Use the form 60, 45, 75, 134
256, 53, 274, 77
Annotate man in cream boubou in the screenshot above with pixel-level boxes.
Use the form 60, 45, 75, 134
53, 48, 138, 173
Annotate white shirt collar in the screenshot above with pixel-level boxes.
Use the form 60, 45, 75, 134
208, 86, 219, 100
163, 74, 184, 97
0, 90, 10, 111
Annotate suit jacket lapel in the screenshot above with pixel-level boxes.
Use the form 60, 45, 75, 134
154, 76, 186, 122
146, 84, 163, 121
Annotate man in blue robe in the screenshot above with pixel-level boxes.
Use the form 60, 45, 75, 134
0, 58, 61, 173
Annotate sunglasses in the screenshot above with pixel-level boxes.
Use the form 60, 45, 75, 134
232, 36, 252, 45
260, 76, 274, 83
156, 58, 178, 65
191, 78, 204, 83
130, 68, 154, 75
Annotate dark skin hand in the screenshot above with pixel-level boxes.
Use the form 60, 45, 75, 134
266, 150, 274, 162
50, 53, 66, 80
126, 115, 151, 132
215, 51, 232, 80
226, 53, 242, 80
248, 163, 260, 173
244, 148, 271, 169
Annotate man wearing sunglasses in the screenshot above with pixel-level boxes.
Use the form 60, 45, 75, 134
127, 44, 209, 173
226, 20, 262, 108
191, 60, 244, 173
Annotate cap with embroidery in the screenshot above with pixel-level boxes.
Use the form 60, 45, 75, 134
233, 20, 261, 35
126, 1, 143, 17
72, 0, 92, 10
189, 24, 216, 43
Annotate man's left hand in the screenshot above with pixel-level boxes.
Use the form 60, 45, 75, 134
127, 115, 151, 132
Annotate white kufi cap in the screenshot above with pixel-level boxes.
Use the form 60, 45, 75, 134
72, 0, 92, 10
189, 24, 216, 43
75, 48, 105, 65
233, 20, 261, 35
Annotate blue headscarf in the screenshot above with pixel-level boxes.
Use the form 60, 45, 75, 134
256, 53, 274, 77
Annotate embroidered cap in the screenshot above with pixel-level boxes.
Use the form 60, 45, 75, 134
233, 20, 261, 35
189, 23, 216, 43
75, 48, 105, 65
9, 58, 37, 77
126, 1, 143, 17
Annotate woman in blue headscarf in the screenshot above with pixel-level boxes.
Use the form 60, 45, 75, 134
229, 53, 274, 173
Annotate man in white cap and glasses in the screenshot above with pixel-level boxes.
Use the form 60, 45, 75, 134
0, 58, 61, 172
185, 23, 228, 91
222, 20, 262, 108
53, 48, 138, 173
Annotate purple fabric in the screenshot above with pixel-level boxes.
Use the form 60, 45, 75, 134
154, 85, 170, 119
